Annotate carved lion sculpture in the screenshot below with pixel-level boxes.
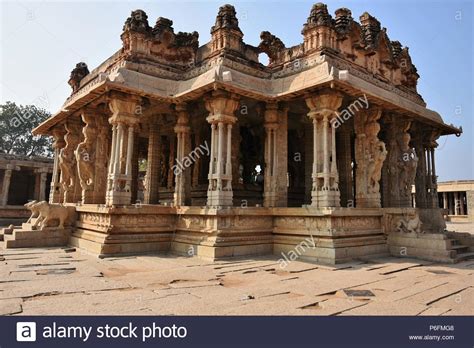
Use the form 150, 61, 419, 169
24, 200, 39, 223
28, 201, 73, 229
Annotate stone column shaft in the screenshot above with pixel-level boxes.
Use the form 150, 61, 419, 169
38, 171, 47, 202
106, 97, 140, 206
204, 91, 239, 207
305, 91, 343, 208
0, 167, 12, 206
174, 104, 191, 206
144, 122, 161, 204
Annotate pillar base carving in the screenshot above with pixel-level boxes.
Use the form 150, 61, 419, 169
206, 190, 233, 207
355, 193, 381, 208
311, 190, 340, 207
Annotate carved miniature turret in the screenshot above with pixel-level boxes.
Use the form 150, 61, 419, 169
153, 17, 199, 50
212, 4, 242, 32
153, 17, 174, 41
360, 12, 381, 50
302, 3, 336, 52
334, 7, 353, 34
68, 62, 89, 93
120, 9, 198, 65
123, 9, 151, 34
390, 40, 402, 59
305, 3, 333, 27
210, 4, 243, 53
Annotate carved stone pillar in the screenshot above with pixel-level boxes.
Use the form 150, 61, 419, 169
76, 110, 110, 204
49, 126, 66, 203
106, 97, 140, 206
204, 91, 240, 207
411, 127, 428, 209
192, 130, 201, 188
381, 116, 417, 208
94, 115, 110, 204
337, 121, 353, 207
174, 103, 191, 206
59, 119, 82, 203
460, 192, 465, 215
426, 131, 440, 209
76, 109, 97, 204
0, 165, 13, 206
443, 192, 448, 210
305, 91, 343, 207
263, 102, 288, 207
167, 135, 176, 190
36, 168, 48, 202
131, 134, 139, 204
354, 108, 387, 208
144, 120, 161, 204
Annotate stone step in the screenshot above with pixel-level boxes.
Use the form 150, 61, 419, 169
455, 251, 474, 262
3, 234, 15, 241
450, 244, 469, 251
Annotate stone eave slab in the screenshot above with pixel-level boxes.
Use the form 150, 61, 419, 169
336, 70, 460, 135
34, 59, 460, 136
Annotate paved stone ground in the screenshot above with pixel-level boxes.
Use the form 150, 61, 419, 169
1, 246, 473, 316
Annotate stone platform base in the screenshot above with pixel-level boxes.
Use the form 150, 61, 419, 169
388, 232, 455, 263
3, 204, 469, 264
71, 205, 387, 264
272, 207, 388, 264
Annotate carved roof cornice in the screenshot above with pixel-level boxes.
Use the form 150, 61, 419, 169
34, 3, 462, 139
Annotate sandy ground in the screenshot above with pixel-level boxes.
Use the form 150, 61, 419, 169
1, 246, 472, 316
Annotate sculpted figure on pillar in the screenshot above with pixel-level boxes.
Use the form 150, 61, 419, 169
397, 121, 418, 205
94, 114, 110, 204
76, 110, 97, 203
59, 119, 82, 203
49, 125, 67, 203
354, 108, 387, 207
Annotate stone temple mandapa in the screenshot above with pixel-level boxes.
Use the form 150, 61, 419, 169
13, 3, 469, 263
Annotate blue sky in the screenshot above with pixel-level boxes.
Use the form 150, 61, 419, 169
1, 0, 472, 181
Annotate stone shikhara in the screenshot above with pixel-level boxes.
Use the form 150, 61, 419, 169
3, 2, 469, 266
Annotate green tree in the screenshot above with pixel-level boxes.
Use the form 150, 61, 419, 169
0, 101, 53, 157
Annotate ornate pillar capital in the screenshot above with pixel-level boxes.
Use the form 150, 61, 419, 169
174, 102, 191, 134
51, 125, 67, 149
305, 90, 343, 120
108, 95, 141, 126
204, 90, 240, 124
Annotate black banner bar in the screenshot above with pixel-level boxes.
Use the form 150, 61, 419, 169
2, 316, 473, 347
